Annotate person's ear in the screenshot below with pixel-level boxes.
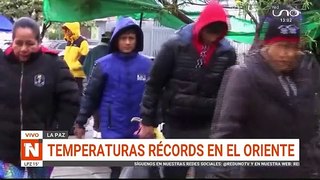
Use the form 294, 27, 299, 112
261, 45, 268, 51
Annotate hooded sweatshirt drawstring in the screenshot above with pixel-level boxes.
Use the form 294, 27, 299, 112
196, 45, 209, 68
278, 76, 298, 97
192, 2, 228, 67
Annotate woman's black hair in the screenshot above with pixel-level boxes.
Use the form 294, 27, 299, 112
12, 17, 41, 42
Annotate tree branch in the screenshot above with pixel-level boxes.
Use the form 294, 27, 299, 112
248, 7, 271, 52
244, 8, 258, 25
40, 22, 52, 41
177, 1, 189, 6
186, 0, 208, 6
158, 0, 194, 24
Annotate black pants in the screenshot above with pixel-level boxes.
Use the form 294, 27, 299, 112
162, 124, 210, 178
82, 77, 100, 132
93, 111, 100, 132
75, 77, 84, 96
69, 77, 84, 135
110, 167, 122, 179
149, 167, 161, 178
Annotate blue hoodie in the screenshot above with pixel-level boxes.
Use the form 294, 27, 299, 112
76, 17, 152, 139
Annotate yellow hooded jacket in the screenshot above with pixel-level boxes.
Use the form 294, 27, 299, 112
62, 22, 89, 78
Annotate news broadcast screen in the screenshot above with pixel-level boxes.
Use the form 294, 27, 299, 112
21, 131, 300, 168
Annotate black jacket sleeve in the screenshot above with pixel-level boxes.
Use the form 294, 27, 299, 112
54, 58, 80, 131
140, 40, 175, 127
305, 52, 320, 122
210, 65, 250, 139
75, 63, 105, 127
79, 55, 86, 65
229, 50, 237, 66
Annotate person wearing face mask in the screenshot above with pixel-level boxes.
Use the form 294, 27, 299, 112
0, 17, 80, 179
211, 4, 320, 178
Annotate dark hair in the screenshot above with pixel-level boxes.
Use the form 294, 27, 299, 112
119, 27, 138, 36
112, 26, 141, 52
202, 21, 227, 35
101, 32, 111, 44
12, 17, 40, 42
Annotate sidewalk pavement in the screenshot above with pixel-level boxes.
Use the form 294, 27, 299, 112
50, 118, 195, 179
51, 167, 111, 179
51, 118, 111, 179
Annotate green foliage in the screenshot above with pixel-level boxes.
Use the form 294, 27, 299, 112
236, 0, 312, 22
234, 0, 320, 55
235, 0, 319, 50
0, 0, 96, 25
47, 29, 64, 40
45, 21, 96, 40
81, 21, 95, 27
0, 0, 42, 19
0, 0, 96, 40
45, 22, 63, 40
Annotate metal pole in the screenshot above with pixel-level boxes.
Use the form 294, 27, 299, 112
139, 12, 144, 27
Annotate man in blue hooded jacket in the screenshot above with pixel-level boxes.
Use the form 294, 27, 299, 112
74, 17, 152, 178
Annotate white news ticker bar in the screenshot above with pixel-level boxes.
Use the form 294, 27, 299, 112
41, 139, 300, 161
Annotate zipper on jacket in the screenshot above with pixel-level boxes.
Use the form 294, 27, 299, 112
107, 105, 112, 128
20, 63, 24, 130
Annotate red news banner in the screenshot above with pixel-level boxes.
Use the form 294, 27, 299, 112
21, 131, 300, 167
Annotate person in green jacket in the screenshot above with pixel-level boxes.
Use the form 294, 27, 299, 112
83, 30, 113, 135
83, 30, 113, 76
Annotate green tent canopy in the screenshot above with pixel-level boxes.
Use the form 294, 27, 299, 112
181, 10, 320, 44
43, 0, 185, 30
43, 0, 320, 44
43, 0, 160, 21
129, 12, 258, 44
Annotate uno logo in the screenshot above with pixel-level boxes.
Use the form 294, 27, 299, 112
272, 9, 301, 17
21, 139, 43, 161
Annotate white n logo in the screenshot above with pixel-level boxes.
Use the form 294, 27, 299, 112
24, 143, 39, 157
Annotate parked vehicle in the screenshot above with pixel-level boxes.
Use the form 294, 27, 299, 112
58, 44, 98, 59
42, 39, 99, 54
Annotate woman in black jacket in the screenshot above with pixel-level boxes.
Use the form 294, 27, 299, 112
0, 17, 80, 178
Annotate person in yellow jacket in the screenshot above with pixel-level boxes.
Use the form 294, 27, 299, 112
62, 22, 89, 92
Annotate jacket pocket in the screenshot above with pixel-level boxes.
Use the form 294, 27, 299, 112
107, 105, 112, 129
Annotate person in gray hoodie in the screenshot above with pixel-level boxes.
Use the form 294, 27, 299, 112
210, 4, 320, 178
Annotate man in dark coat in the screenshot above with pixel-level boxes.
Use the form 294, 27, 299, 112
138, 1, 236, 178
211, 4, 320, 178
